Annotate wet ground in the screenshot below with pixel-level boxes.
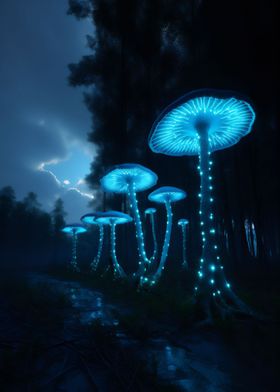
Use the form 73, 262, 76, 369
27, 274, 272, 392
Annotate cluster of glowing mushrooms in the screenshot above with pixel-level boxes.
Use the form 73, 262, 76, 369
63, 89, 255, 299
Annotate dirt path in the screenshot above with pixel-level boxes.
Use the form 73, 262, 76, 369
28, 273, 274, 392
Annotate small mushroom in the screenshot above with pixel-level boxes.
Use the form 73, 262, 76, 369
95, 211, 132, 279
100, 163, 158, 278
81, 213, 105, 272
62, 223, 87, 272
148, 186, 186, 282
178, 219, 189, 269
144, 207, 158, 264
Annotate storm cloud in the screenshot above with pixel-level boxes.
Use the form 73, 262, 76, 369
0, 0, 98, 221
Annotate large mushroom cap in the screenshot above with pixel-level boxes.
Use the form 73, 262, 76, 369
94, 211, 133, 225
62, 223, 87, 234
148, 186, 186, 204
149, 89, 255, 156
81, 212, 103, 225
100, 163, 158, 193
178, 218, 189, 226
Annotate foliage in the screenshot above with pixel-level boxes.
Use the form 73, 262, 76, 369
68, 0, 197, 182
51, 197, 67, 236
0, 187, 94, 268
67, 0, 280, 267
48, 263, 196, 330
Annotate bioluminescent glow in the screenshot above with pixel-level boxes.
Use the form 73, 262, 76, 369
251, 222, 258, 257
148, 186, 186, 282
100, 163, 158, 193
149, 92, 255, 156
145, 207, 158, 264
95, 211, 132, 279
178, 219, 189, 269
91, 224, 104, 270
81, 213, 105, 271
62, 224, 87, 235
244, 218, 258, 257
145, 208, 157, 214
100, 164, 158, 279
62, 223, 87, 272
224, 229, 230, 251
149, 90, 255, 299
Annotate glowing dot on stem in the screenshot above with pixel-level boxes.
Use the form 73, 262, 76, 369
148, 92, 255, 294
210, 265, 216, 271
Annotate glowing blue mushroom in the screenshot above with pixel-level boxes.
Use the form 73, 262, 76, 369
149, 89, 255, 300
178, 219, 189, 269
100, 163, 158, 278
62, 223, 87, 272
95, 211, 132, 279
81, 213, 105, 272
144, 207, 158, 264
148, 186, 186, 282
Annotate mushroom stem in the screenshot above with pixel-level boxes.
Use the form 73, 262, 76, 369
127, 183, 150, 277
110, 222, 126, 279
90, 224, 104, 272
181, 225, 188, 269
154, 199, 173, 282
197, 133, 225, 296
71, 230, 80, 272
149, 213, 158, 264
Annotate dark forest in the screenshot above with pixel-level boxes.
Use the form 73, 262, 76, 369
0, 0, 279, 391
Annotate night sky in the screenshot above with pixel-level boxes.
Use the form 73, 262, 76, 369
0, 0, 97, 221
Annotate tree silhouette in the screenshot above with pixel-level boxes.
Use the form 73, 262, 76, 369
68, 0, 199, 180
52, 198, 67, 237
0, 186, 16, 248
67, 0, 279, 270
50, 198, 68, 266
